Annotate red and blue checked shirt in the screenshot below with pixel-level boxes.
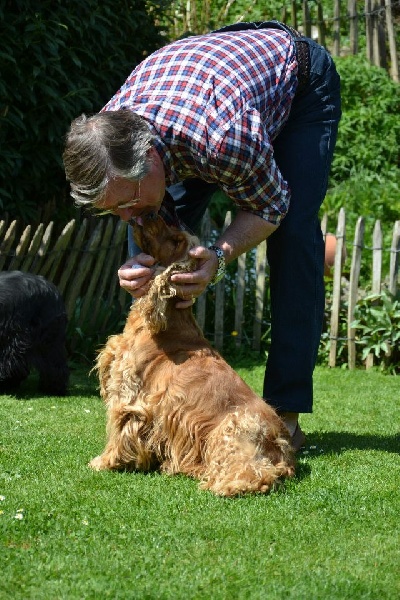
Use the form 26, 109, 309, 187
103, 29, 298, 225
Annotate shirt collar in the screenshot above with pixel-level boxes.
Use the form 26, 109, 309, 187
145, 123, 179, 187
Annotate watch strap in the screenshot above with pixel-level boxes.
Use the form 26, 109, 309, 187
209, 245, 226, 285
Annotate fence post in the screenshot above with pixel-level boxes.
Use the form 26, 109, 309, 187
65, 221, 103, 320
8, 225, 31, 272
18, 223, 44, 273
0, 220, 6, 243
372, 0, 387, 69
333, 0, 341, 55
40, 220, 76, 281
347, 217, 365, 370
234, 253, 246, 346
252, 241, 267, 351
89, 219, 127, 328
58, 220, 87, 297
302, 0, 312, 38
291, 0, 298, 30
196, 209, 211, 332
348, 0, 358, 54
385, 0, 399, 82
78, 218, 109, 326
104, 220, 129, 324
0, 220, 17, 271
329, 208, 346, 367
388, 220, 400, 296
365, 219, 383, 368
371, 220, 383, 294
316, 0, 326, 47
214, 212, 231, 350
30, 222, 54, 275
365, 0, 373, 62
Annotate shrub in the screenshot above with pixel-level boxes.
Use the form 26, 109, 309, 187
352, 289, 400, 374
0, 0, 169, 223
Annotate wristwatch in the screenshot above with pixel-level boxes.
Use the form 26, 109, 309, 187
209, 245, 226, 285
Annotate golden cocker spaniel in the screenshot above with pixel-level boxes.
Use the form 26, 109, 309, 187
90, 214, 295, 496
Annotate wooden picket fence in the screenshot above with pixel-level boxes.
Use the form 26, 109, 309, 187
1, 211, 399, 367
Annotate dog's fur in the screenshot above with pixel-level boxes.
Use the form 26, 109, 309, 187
0, 271, 69, 395
90, 215, 295, 496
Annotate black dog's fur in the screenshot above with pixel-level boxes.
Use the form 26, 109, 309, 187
0, 271, 69, 395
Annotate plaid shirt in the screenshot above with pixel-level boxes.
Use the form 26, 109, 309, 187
103, 29, 298, 225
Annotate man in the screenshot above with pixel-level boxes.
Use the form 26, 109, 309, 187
63, 21, 341, 450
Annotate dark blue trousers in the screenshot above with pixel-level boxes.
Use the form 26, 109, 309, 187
128, 38, 341, 414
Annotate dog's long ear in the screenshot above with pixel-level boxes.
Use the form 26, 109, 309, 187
137, 260, 196, 334
137, 272, 174, 334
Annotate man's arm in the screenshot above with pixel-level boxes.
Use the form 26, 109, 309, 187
170, 210, 278, 306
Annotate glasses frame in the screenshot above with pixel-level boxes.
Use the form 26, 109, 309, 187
94, 180, 141, 216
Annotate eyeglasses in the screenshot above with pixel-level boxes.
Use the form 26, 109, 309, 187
95, 181, 141, 216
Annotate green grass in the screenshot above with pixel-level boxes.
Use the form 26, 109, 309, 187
1, 362, 399, 600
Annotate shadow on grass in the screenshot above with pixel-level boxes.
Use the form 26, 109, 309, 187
3, 364, 98, 401
300, 431, 400, 457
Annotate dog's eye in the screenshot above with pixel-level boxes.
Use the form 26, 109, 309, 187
146, 212, 157, 221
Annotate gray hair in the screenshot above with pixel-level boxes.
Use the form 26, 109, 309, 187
63, 110, 154, 206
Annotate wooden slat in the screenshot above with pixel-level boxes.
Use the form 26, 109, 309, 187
31, 222, 54, 275
104, 220, 129, 328
365, 0, 373, 63
371, 220, 383, 294
347, 217, 365, 370
366, 219, 383, 368
19, 224, 45, 272
195, 209, 211, 331
234, 253, 246, 347
302, 0, 312, 38
329, 208, 346, 367
252, 241, 267, 351
77, 219, 106, 327
65, 220, 103, 319
0, 220, 6, 241
108, 221, 128, 304
89, 219, 125, 328
107, 221, 129, 309
348, 0, 358, 54
214, 212, 231, 351
388, 220, 400, 296
8, 225, 31, 271
372, 0, 387, 68
291, 0, 298, 30
48, 220, 76, 283
316, 0, 326, 47
58, 220, 88, 296
333, 0, 341, 56
40, 219, 76, 281
385, 0, 399, 82
0, 220, 17, 271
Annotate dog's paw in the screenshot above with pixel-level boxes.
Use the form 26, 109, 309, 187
88, 456, 107, 471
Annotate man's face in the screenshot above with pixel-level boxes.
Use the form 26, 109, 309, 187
95, 148, 166, 221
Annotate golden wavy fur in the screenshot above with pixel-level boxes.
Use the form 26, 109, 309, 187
89, 214, 295, 496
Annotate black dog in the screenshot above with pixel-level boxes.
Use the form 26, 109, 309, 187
0, 271, 69, 395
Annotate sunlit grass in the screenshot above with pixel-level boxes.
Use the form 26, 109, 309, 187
1, 364, 399, 599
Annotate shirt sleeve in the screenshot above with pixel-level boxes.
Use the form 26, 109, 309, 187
208, 108, 291, 225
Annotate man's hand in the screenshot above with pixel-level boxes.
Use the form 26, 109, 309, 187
170, 246, 219, 308
118, 253, 157, 298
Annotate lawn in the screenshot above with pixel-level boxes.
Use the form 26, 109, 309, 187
1, 360, 399, 600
